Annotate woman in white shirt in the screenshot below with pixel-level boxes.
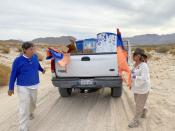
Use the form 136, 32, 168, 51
128, 48, 151, 128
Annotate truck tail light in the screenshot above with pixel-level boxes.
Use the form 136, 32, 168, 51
51, 59, 56, 77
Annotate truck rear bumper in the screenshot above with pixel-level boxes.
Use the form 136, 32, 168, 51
52, 76, 122, 89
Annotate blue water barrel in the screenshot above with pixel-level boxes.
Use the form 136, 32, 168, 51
83, 38, 97, 52
96, 32, 116, 53
75, 40, 84, 52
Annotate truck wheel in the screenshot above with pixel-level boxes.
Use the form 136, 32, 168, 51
111, 86, 122, 97
58, 88, 72, 97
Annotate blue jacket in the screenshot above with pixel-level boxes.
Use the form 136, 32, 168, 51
9, 54, 44, 90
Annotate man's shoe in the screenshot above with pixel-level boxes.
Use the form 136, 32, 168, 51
128, 120, 139, 128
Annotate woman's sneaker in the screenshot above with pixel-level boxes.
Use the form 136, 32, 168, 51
141, 108, 148, 118
30, 113, 35, 120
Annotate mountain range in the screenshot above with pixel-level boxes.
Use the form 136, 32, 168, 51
31, 33, 175, 46
125, 33, 175, 45
1, 33, 175, 46
31, 36, 76, 45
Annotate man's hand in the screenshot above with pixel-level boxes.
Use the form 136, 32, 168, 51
42, 69, 46, 74
8, 90, 14, 96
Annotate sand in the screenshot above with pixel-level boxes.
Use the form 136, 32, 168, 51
0, 48, 175, 131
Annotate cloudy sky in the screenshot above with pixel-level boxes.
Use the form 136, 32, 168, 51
0, 0, 175, 40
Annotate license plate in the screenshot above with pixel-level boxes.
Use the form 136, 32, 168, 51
80, 79, 94, 85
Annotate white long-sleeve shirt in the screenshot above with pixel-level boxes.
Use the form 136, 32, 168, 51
131, 62, 151, 94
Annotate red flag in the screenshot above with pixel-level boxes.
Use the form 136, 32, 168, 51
46, 48, 70, 67
116, 29, 131, 88
58, 53, 70, 67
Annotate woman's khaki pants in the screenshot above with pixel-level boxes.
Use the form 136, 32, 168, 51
133, 92, 149, 121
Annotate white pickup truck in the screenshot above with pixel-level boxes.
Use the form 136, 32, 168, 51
51, 33, 131, 97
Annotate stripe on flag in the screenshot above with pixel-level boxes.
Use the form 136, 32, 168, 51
116, 28, 131, 88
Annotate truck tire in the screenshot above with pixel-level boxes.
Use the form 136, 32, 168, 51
111, 86, 122, 97
58, 88, 72, 97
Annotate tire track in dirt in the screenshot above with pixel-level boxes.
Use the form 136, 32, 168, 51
0, 73, 151, 131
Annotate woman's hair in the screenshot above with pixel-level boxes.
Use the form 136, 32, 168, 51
133, 48, 147, 62
22, 42, 34, 50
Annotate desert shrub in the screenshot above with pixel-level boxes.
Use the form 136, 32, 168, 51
1, 46, 10, 54
145, 53, 152, 59
155, 47, 169, 53
145, 47, 156, 52
0, 64, 11, 86
152, 56, 161, 61
169, 49, 175, 55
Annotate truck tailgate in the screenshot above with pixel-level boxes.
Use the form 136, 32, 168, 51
55, 53, 118, 77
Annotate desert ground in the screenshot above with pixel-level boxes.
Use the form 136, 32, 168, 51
0, 45, 175, 131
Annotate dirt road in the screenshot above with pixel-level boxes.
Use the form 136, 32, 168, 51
0, 70, 153, 131
0, 52, 175, 131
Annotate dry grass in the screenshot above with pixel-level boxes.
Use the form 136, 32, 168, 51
145, 47, 155, 52
2, 47, 10, 54
0, 64, 11, 87
0, 41, 21, 52
132, 44, 175, 54
169, 49, 175, 55
155, 47, 169, 53
131, 46, 156, 52
140, 47, 156, 52
36, 44, 49, 49
152, 56, 161, 61
0, 45, 10, 54
146, 53, 152, 59
15, 45, 23, 53
0, 41, 22, 54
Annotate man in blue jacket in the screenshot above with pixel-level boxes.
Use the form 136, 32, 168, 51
8, 42, 45, 131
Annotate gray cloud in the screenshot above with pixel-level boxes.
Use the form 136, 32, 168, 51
0, 0, 175, 40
